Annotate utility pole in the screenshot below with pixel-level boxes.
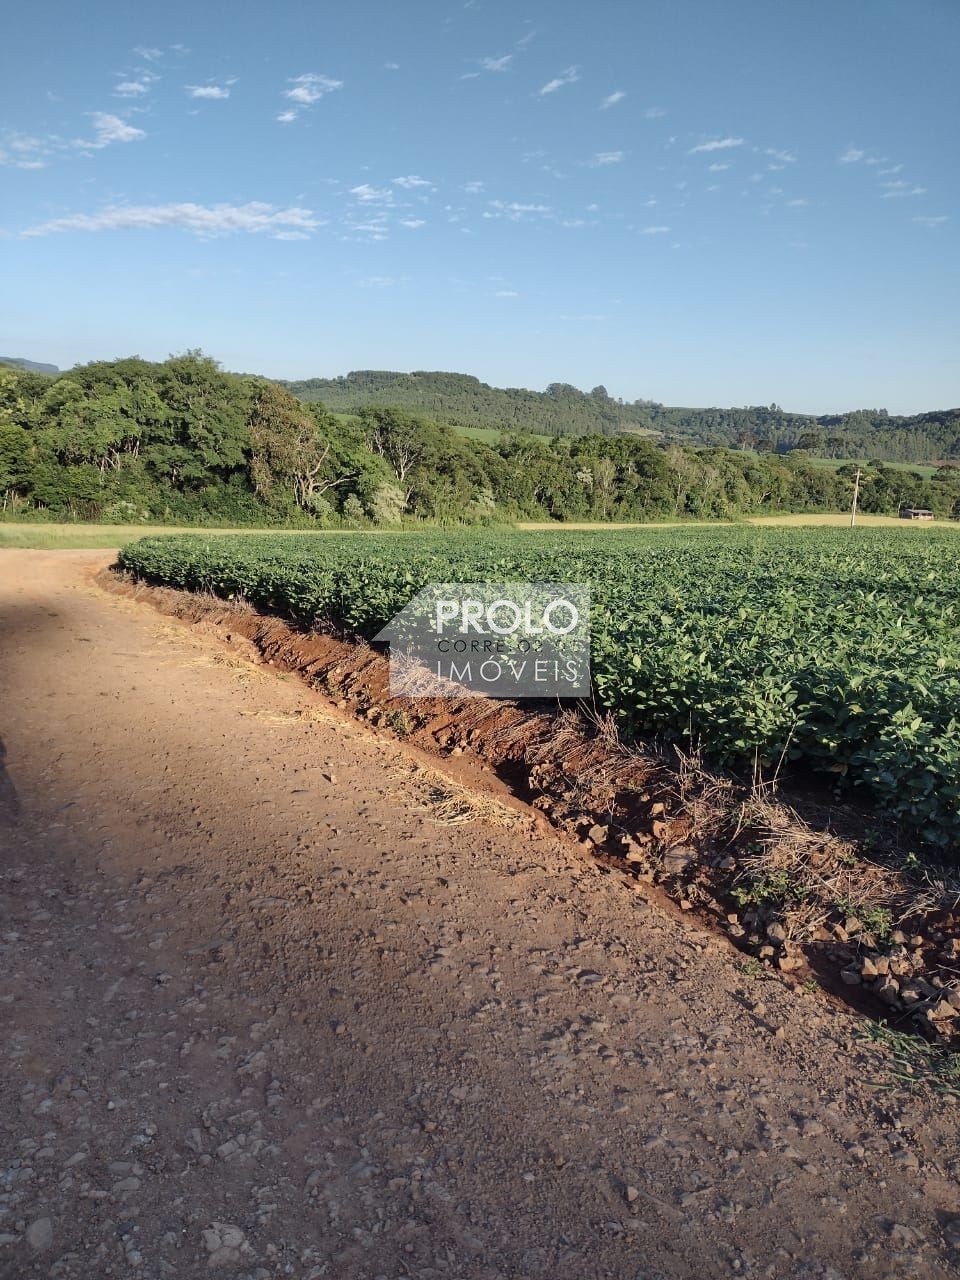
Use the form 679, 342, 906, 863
850, 468, 862, 527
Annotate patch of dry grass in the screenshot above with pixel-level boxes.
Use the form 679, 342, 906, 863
390, 762, 526, 828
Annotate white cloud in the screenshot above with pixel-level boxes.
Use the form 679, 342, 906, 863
358, 275, 399, 287
187, 84, 232, 100
463, 180, 485, 194
342, 214, 389, 242
689, 137, 744, 154
399, 218, 425, 228
601, 89, 626, 109
75, 113, 146, 150
495, 289, 519, 297
878, 164, 902, 176
114, 79, 152, 97
641, 225, 671, 234
537, 66, 579, 96
22, 201, 322, 239
349, 183, 393, 204
0, 152, 47, 170
487, 199, 552, 220
707, 162, 730, 172
133, 46, 163, 62
643, 107, 666, 119
785, 198, 809, 207
882, 185, 926, 199
838, 146, 866, 164
480, 54, 512, 72
913, 214, 949, 227
285, 72, 343, 105
392, 174, 432, 189
592, 151, 623, 166
280, 73, 342, 121
765, 147, 796, 164
0, 131, 59, 169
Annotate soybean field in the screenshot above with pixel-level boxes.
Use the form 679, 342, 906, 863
118, 526, 960, 851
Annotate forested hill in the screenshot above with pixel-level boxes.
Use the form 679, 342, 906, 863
0, 357, 60, 375
285, 370, 960, 463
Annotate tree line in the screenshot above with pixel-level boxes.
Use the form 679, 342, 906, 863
286, 370, 960, 463
2, 354, 958, 525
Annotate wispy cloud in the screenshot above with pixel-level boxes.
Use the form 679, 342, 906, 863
279, 72, 343, 122
76, 113, 146, 150
689, 137, 744, 154
286, 73, 342, 104
133, 46, 163, 62
349, 184, 394, 205
187, 83, 232, 100
0, 131, 60, 169
399, 218, 425, 228
913, 214, 949, 227
0, 153, 48, 170
592, 150, 623, 166
2, 115, 146, 167
838, 146, 866, 164
341, 212, 390, 242
643, 107, 666, 119
114, 79, 152, 98
537, 66, 579, 96
463, 180, 484, 194
765, 147, 796, 165
641, 225, 671, 235
707, 162, 730, 172
22, 201, 322, 239
882, 185, 927, 199
392, 174, 432, 189
464, 29, 534, 80
495, 289, 519, 297
601, 89, 626, 109
486, 200, 552, 220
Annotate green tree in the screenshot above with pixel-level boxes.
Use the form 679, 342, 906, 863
249, 383, 355, 513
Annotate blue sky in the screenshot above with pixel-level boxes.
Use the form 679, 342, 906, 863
2, 0, 957, 413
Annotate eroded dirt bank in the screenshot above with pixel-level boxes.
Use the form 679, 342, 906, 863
1, 549, 959, 1279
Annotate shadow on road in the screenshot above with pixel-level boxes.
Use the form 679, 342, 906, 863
0, 735, 19, 824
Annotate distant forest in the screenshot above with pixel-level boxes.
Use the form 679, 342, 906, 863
2, 354, 959, 526
287, 370, 960, 463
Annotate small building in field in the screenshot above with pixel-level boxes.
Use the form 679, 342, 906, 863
899, 506, 934, 520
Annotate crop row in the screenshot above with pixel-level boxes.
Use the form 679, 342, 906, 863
118, 527, 960, 852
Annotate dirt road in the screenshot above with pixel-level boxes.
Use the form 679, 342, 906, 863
1, 550, 958, 1280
